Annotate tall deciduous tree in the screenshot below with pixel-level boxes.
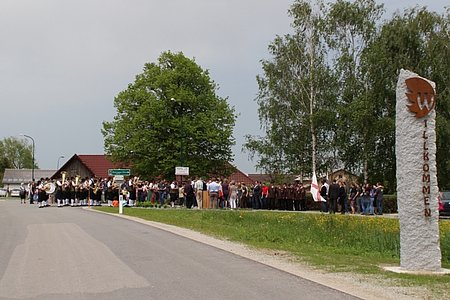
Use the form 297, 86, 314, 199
244, 0, 337, 178
102, 51, 236, 179
0, 137, 35, 170
363, 7, 450, 189
247, 0, 449, 192
325, 0, 384, 184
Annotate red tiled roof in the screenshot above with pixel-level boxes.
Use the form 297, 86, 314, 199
248, 174, 272, 183
248, 174, 299, 184
77, 155, 128, 178
228, 169, 253, 185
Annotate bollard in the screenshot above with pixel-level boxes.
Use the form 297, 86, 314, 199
119, 195, 123, 214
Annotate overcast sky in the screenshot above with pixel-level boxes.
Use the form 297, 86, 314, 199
0, 0, 447, 174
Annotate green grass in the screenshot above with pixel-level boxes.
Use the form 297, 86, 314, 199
96, 207, 450, 295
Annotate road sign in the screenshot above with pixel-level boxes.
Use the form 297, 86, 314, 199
175, 167, 189, 176
108, 169, 130, 176
114, 175, 124, 182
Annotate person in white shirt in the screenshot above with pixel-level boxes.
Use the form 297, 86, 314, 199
170, 181, 178, 208
228, 181, 238, 209
194, 177, 204, 209
207, 178, 221, 209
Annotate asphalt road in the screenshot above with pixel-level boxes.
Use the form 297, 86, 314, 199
0, 199, 359, 300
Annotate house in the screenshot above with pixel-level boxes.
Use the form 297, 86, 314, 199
50, 154, 269, 187
53, 154, 129, 179
328, 169, 360, 184
247, 173, 272, 184
2, 169, 56, 190
247, 173, 302, 184
228, 168, 254, 185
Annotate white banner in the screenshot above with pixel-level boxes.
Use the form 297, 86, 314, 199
310, 172, 326, 202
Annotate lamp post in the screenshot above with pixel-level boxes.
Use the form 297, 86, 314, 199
171, 97, 189, 184
20, 134, 35, 181
171, 98, 184, 167
57, 155, 65, 170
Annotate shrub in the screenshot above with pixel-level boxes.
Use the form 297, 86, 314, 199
135, 201, 154, 208
382, 195, 397, 213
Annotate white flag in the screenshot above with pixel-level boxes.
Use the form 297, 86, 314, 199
311, 172, 326, 202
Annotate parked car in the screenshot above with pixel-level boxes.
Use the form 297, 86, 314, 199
439, 191, 450, 217
0, 188, 7, 197
10, 188, 21, 197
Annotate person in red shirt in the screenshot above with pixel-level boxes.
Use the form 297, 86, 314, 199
261, 183, 269, 209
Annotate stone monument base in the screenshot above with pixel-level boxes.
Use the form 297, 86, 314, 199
383, 266, 450, 275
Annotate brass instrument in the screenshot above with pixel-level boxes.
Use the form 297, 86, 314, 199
44, 182, 56, 194
61, 171, 67, 185
112, 177, 119, 189
93, 179, 99, 194
111, 177, 119, 190
132, 176, 144, 189
75, 175, 81, 191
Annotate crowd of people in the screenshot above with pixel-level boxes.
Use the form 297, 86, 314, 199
110, 177, 309, 211
319, 178, 384, 215
24, 176, 108, 208
21, 176, 308, 211
21, 175, 384, 214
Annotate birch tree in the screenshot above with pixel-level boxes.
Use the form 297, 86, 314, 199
244, 0, 336, 178
325, 0, 384, 184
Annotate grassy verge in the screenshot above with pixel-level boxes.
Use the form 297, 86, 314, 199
96, 207, 450, 294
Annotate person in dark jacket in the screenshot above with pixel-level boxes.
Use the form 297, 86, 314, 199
338, 181, 347, 214
328, 180, 339, 214
184, 181, 195, 209
320, 179, 329, 212
268, 183, 277, 210
252, 181, 262, 209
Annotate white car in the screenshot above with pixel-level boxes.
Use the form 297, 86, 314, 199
10, 189, 21, 197
0, 188, 7, 197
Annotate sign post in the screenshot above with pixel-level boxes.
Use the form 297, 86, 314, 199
109, 169, 129, 214
119, 194, 124, 214
388, 69, 448, 274
175, 167, 189, 184
108, 169, 131, 176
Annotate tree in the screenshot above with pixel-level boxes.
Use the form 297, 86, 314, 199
363, 7, 450, 189
325, 0, 385, 184
247, 1, 449, 192
0, 137, 36, 183
102, 51, 236, 180
244, 0, 337, 178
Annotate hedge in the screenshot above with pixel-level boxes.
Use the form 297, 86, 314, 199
305, 193, 398, 214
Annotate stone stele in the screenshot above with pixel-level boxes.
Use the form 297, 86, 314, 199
395, 69, 443, 273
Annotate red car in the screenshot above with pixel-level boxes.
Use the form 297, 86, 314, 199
439, 191, 450, 216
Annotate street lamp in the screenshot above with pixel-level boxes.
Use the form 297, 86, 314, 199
57, 155, 65, 170
171, 98, 189, 184
171, 98, 184, 167
20, 134, 35, 181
